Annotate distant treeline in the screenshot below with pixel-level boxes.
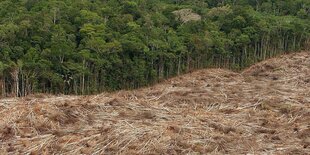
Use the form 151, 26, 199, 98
0, 0, 309, 96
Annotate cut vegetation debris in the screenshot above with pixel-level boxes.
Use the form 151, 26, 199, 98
0, 51, 309, 154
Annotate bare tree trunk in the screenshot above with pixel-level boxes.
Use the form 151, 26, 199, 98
53, 8, 58, 24
3, 78, 5, 97
82, 75, 85, 95
186, 52, 190, 71
21, 71, 24, 97
158, 56, 164, 80
81, 59, 86, 95
307, 38, 310, 50
293, 35, 296, 50
11, 69, 19, 97
25, 77, 29, 96
177, 56, 181, 75
0, 78, 3, 97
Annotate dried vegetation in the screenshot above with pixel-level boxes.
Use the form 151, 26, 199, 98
0, 52, 309, 154
173, 9, 201, 23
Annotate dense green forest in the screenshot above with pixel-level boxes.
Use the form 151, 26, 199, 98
0, 0, 309, 96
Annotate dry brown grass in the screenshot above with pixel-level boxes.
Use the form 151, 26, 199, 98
0, 51, 309, 154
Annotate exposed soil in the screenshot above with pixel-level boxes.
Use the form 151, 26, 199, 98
0, 52, 309, 154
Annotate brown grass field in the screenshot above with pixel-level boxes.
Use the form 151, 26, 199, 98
0, 52, 309, 154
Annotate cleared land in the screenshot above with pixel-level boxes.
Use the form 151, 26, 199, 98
0, 52, 309, 154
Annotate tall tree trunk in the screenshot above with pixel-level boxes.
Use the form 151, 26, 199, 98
21, 71, 24, 97
177, 56, 181, 75
293, 35, 296, 50
3, 78, 6, 97
25, 77, 29, 96
158, 56, 164, 80
81, 59, 86, 95
11, 69, 19, 97
0, 77, 4, 97
186, 52, 190, 72
53, 8, 58, 24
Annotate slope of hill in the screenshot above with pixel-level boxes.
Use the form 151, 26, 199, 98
0, 52, 309, 154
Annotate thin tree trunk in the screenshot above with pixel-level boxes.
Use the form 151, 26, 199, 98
159, 56, 164, 80
0, 78, 3, 97
82, 59, 85, 95
3, 78, 6, 97
177, 56, 181, 75
186, 53, 190, 72
11, 69, 19, 97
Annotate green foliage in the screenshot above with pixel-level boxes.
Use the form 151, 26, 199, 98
0, 0, 309, 96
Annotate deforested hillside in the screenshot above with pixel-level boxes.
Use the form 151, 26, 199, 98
0, 0, 310, 96
0, 51, 309, 154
